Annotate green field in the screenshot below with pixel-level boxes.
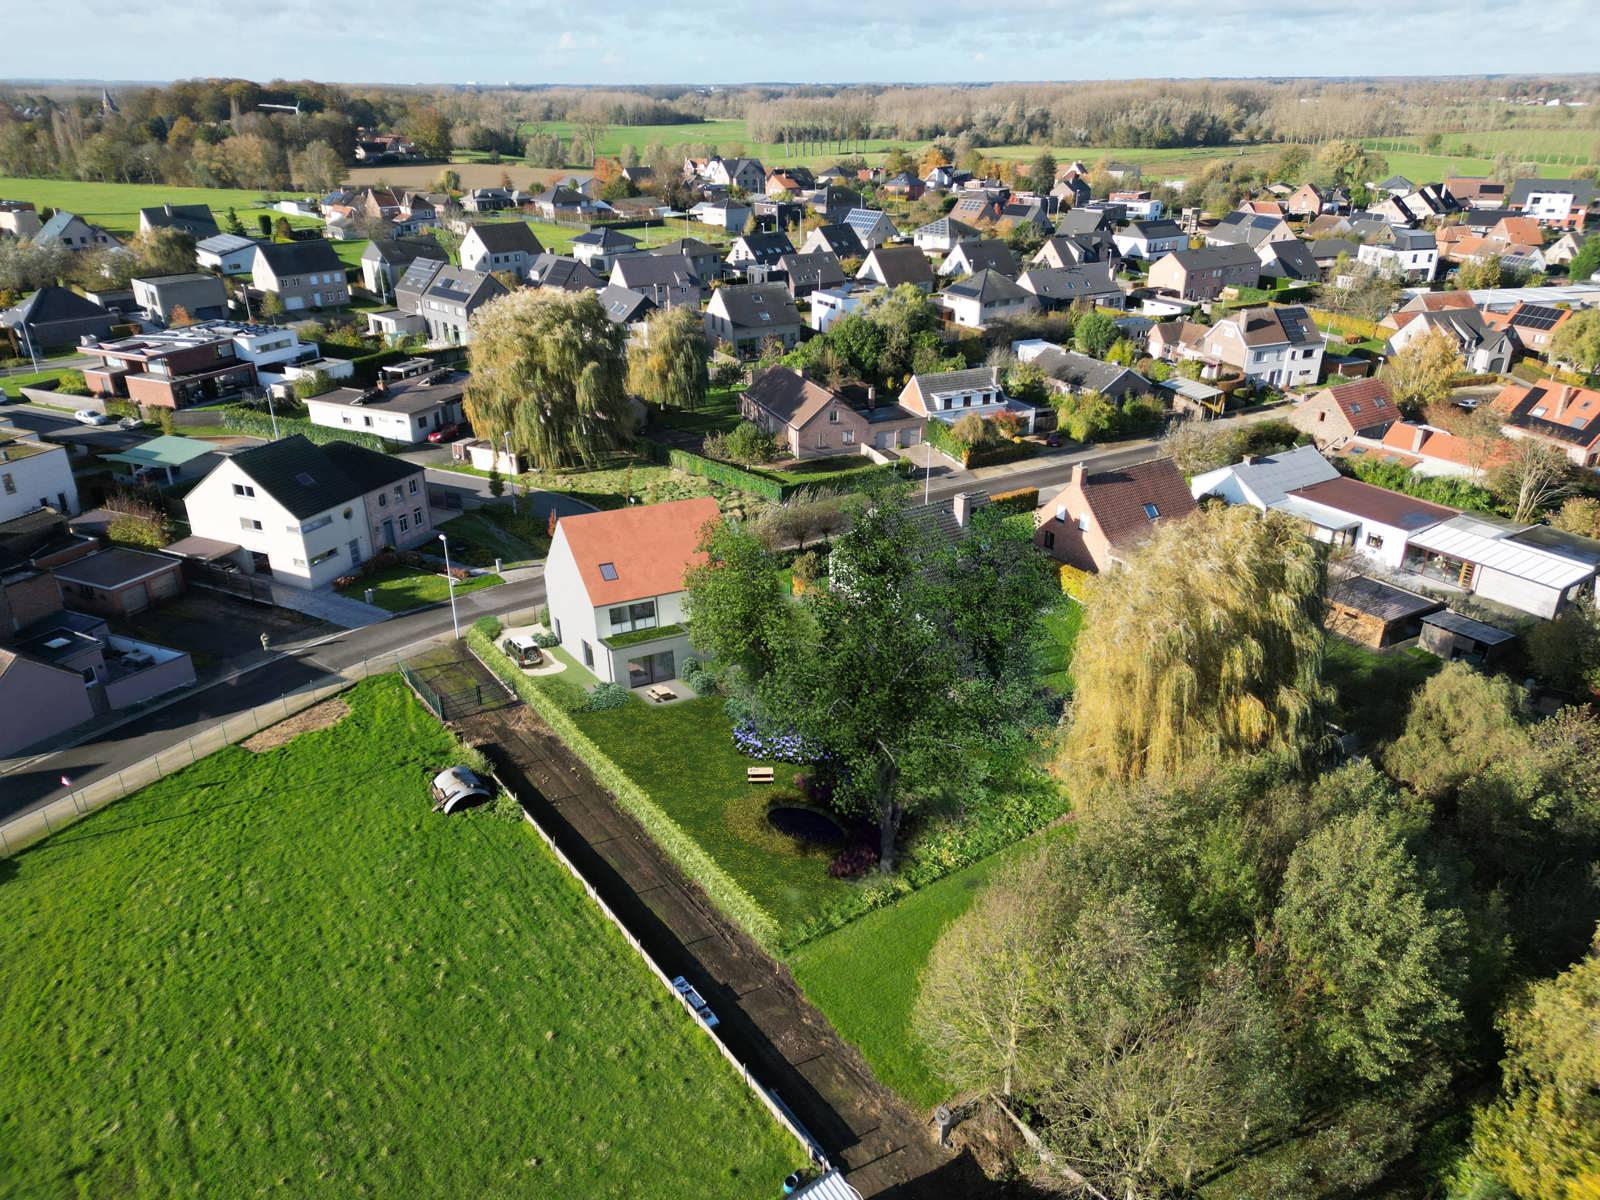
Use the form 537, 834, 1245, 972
790, 840, 1039, 1108
0, 177, 323, 238
0, 677, 802, 1198
1324, 637, 1441, 750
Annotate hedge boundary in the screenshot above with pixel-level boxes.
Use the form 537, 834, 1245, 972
649, 442, 897, 501
465, 625, 782, 952
221, 408, 391, 451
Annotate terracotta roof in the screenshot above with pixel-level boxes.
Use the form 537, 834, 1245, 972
1488, 216, 1544, 246
1379, 422, 1513, 470
744, 366, 845, 428
1081, 458, 1197, 550
1493, 381, 1600, 448
1321, 377, 1396, 431
556, 496, 721, 606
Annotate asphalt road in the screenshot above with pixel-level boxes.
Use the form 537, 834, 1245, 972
2, 402, 150, 453
0, 571, 546, 823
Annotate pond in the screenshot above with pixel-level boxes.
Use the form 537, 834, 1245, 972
766, 805, 845, 847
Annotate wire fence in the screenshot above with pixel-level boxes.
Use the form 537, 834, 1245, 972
0, 649, 418, 859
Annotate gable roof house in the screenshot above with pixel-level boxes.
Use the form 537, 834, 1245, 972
1288, 377, 1400, 448
1146, 244, 1261, 301
939, 269, 1036, 330
1508, 178, 1594, 230
1492, 380, 1600, 468
536, 187, 593, 221
912, 217, 979, 254
1545, 230, 1589, 268
740, 366, 923, 459
525, 252, 603, 293
569, 226, 642, 275
809, 185, 862, 222
1373, 420, 1515, 480
703, 283, 801, 358
702, 156, 766, 194
1033, 458, 1197, 572
800, 223, 868, 260
2, 287, 115, 350
843, 208, 898, 250
252, 240, 348, 311
1286, 183, 1327, 217
651, 237, 722, 285
409, 264, 507, 346
938, 238, 1019, 280
1112, 219, 1188, 261
1055, 208, 1119, 237
610, 253, 702, 309
36, 210, 119, 253
183, 434, 432, 590
302, 367, 468, 445
948, 194, 1005, 227
1498, 302, 1572, 358
856, 245, 935, 292
360, 234, 441, 295
1203, 210, 1296, 250
898, 365, 1036, 433
596, 284, 656, 331
1444, 177, 1508, 208
689, 198, 751, 233
1031, 233, 1114, 269
1257, 238, 1321, 282
0, 199, 43, 239
138, 203, 219, 241
725, 231, 796, 282
776, 250, 845, 299
544, 496, 722, 688
1196, 306, 1324, 389
1015, 340, 1153, 404
459, 222, 544, 279
1387, 306, 1515, 376
1015, 262, 1124, 311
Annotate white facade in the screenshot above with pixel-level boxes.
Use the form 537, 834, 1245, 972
184, 457, 372, 590
1358, 240, 1438, 282
0, 441, 80, 520
809, 285, 870, 333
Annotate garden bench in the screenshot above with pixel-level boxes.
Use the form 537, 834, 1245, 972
746, 766, 775, 784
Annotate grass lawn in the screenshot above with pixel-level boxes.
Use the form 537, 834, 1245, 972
329, 238, 371, 270
340, 563, 505, 612
0, 676, 802, 1197
654, 386, 745, 437
523, 457, 721, 511
0, 177, 322, 239
564, 695, 856, 934
438, 507, 547, 569
1324, 635, 1441, 749
0, 368, 85, 399
1039, 598, 1084, 696
789, 838, 1048, 1109
761, 455, 894, 488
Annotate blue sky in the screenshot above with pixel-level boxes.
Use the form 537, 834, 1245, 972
4, 0, 1599, 84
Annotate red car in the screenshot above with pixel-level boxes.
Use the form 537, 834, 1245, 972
426, 423, 460, 444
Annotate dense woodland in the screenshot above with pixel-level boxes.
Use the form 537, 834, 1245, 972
2, 75, 1597, 190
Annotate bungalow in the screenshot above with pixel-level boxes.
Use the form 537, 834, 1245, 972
183, 434, 433, 589
1014, 340, 1152, 404
940, 269, 1035, 330
1444, 177, 1508, 208
461, 187, 518, 214
703, 283, 801, 358
1146, 244, 1260, 301
1288, 377, 1400, 448
856, 245, 935, 292
898, 365, 1035, 433
740, 366, 922, 458
4, 287, 115, 350
304, 366, 466, 445
544, 496, 722, 688
610, 254, 702, 309
777, 251, 845, 299
843, 208, 897, 250
569, 227, 642, 275
1015, 262, 1124, 311
138, 203, 219, 241
252, 240, 348, 311
1204, 211, 1296, 250
1033, 458, 1196, 572
1492, 380, 1600, 468
938, 239, 1019, 279
525, 253, 602, 293
1403, 512, 1596, 618
800, 223, 867, 260
1196, 306, 1324, 389
1509, 178, 1594, 230
459, 222, 544, 278
195, 232, 262, 277
912, 217, 978, 254
0, 199, 42, 239
1113, 219, 1187, 261
1373, 421, 1513, 479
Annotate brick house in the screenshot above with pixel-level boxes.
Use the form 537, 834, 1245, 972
1033, 458, 1196, 572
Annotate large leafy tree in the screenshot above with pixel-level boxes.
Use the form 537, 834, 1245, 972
1060, 505, 1328, 792
1455, 938, 1600, 1200
1384, 328, 1464, 414
627, 305, 709, 411
1384, 662, 1527, 801
1550, 307, 1600, 375
937, 505, 1057, 689
1272, 808, 1467, 1084
682, 518, 790, 684
464, 289, 633, 471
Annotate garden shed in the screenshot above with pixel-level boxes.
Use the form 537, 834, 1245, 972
1325, 574, 1444, 648
1419, 610, 1516, 667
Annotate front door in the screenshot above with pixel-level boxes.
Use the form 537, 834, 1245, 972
381, 519, 395, 546
348, 539, 362, 566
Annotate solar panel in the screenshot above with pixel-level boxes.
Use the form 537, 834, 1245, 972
1514, 305, 1562, 331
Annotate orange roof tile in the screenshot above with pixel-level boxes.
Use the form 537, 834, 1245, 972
556, 496, 721, 606
1380, 422, 1512, 469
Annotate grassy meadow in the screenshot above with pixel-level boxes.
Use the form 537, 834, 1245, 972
0, 177, 323, 238
0, 676, 803, 1198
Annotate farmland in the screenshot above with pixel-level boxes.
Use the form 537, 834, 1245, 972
0, 676, 803, 1198
0, 177, 322, 238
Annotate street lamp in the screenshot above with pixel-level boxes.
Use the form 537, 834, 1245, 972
503, 429, 517, 514
438, 532, 460, 639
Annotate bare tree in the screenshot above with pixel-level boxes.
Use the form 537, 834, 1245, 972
1494, 438, 1576, 523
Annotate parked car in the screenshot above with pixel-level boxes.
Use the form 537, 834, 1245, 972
117, 415, 142, 430
502, 634, 544, 668
426, 422, 461, 444
74, 409, 110, 426
429, 766, 490, 814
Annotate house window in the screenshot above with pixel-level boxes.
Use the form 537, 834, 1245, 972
233, 483, 255, 497
413, 507, 424, 525
1143, 503, 1160, 520
378, 493, 387, 507
829, 408, 840, 423
310, 547, 338, 566
298, 514, 333, 534
409, 478, 418, 494
598, 562, 618, 581
842, 430, 854, 445
582, 640, 594, 668
1366, 533, 1385, 549
1076, 514, 1089, 531
1, 474, 12, 495
240, 517, 262, 531
1043, 528, 1056, 548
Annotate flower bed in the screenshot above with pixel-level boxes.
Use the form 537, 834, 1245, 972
731, 720, 825, 763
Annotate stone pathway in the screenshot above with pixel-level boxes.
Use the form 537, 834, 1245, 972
267, 581, 388, 628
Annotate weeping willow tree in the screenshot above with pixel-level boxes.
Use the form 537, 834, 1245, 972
463, 288, 632, 471
1059, 505, 1329, 792
627, 304, 709, 412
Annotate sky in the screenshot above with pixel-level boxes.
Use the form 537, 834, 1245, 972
4, 0, 1599, 85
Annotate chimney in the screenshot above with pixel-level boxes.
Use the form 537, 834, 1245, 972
867, 384, 876, 403
1553, 384, 1574, 419
1240, 454, 1256, 466
1411, 425, 1426, 454
954, 491, 974, 528
1070, 461, 1087, 490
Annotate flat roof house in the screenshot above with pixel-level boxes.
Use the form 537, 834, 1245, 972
196, 232, 263, 276
1402, 513, 1597, 618
0, 430, 80, 519
80, 326, 259, 410
303, 366, 467, 445
130, 272, 228, 323
183, 435, 432, 589
544, 496, 721, 689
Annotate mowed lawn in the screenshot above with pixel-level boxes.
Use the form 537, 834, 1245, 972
0, 676, 802, 1198
339, 564, 505, 612
790, 840, 1046, 1109
0, 177, 320, 238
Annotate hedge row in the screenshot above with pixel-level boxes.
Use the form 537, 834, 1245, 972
989, 486, 1040, 515
663, 446, 784, 500
464, 626, 782, 952
221, 407, 389, 451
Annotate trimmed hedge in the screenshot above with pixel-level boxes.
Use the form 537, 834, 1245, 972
465, 627, 781, 951
990, 486, 1040, 515
221, 408, 390, 451
664, 447, 783, 500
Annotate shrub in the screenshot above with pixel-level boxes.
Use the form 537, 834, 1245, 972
828, 844, 880, 879
472, 615, 504, 639
989, 486, 1039, 515
532, 631, 560, 649
585, 681, 631, 711
53, 370, 89, 396
681, 656, 720, 696
731, 720, 824, 763
790, 549, 823, 590
488, 791, 524, 822
705, 420, 778, 467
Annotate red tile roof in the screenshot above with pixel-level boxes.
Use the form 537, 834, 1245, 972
1321, 377, 1396, 431
557, 496, 721, 606
1081, 458, 1198, 550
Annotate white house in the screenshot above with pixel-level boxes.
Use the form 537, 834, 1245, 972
195, 233, 261, 276
898, 365, 1036, 433
183, 434, 431, 590
543, 496, 720, 688
1508, 178, 1594, 229
1196, 306, 1324, 389
302, 365, 467, 445
940, 269, 1035, 329
809, 283, 874, 333
1112, 219, 1187, 261
1358, 228, 1438, 282
458, 222, 544, 279
842, 208, 898, 250
0, 429, 80, 520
